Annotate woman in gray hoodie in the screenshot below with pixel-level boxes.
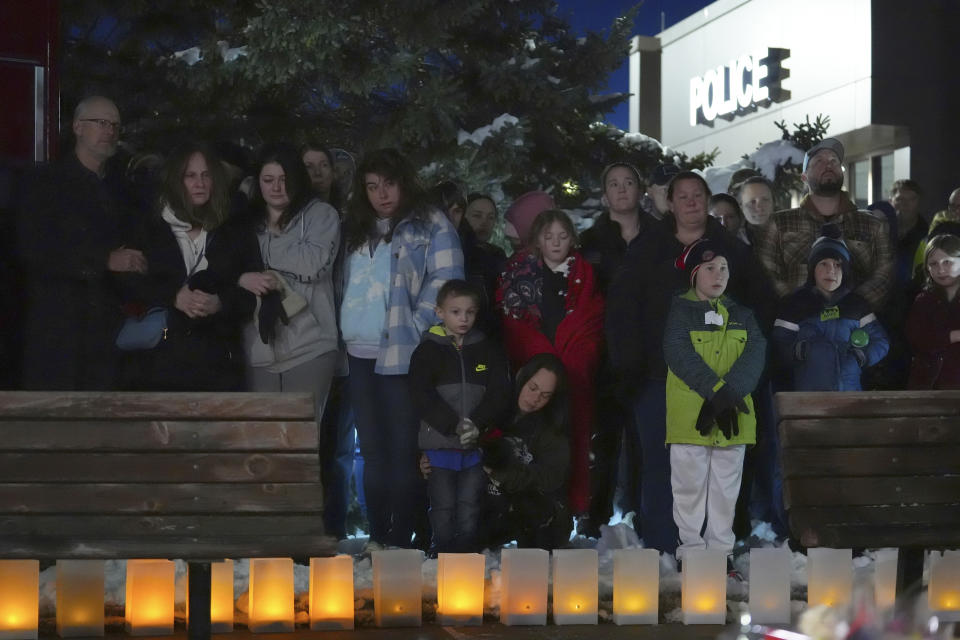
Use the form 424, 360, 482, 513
239, 142, 341, 418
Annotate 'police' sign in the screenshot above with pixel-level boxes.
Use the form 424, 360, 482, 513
689, 47, 791, 127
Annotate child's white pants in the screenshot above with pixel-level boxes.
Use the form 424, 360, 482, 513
670, 443, 746, 560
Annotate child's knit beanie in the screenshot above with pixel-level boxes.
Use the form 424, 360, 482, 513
676, 237, 728, 285
807, 223, 851, 281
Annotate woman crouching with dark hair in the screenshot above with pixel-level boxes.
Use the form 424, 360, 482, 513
122, 142, 258, 390
480, 353, 572, 549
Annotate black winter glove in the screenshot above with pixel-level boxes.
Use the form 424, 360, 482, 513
851, 347, 867, 368
481, 437, 513, 470
695, 400, 716, 436
711, 384, 748, 415
258, 290, 289, 344
716, 408, 740, 439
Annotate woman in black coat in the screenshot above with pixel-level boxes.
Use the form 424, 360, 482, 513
479, 353, 573, 550
122, 142, 258, 390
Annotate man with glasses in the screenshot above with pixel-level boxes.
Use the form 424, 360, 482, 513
755, 138, 893, 310
18, 96, 146, 390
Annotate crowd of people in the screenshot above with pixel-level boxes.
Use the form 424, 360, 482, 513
13, 95, 960, 566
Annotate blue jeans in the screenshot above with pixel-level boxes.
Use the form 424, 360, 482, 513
631, 379, 678, 554
320, 377, 357, 539
750, 380, 789, 537
347, 356, 423, 547
427, 464, 485, 553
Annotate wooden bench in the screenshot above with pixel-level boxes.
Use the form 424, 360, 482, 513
0, 391, 335, 638
776, 390, 960, 594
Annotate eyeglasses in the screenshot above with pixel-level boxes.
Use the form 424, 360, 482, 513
79, 118, 123, 134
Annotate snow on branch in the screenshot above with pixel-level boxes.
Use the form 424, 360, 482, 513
457, 114, 521, 146
173, 41, 248, 66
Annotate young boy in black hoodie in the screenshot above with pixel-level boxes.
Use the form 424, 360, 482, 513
409, 280, 511, 553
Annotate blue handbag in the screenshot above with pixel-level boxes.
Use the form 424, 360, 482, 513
115, 307, 169, 350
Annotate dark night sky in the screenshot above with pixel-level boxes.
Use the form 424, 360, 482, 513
555, 0, 713, 129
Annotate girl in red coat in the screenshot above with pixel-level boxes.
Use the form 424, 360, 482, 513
496, 209, 605, 516
906, 233, 960, 389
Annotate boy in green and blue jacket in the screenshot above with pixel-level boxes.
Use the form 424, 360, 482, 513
663, 238, 766, 565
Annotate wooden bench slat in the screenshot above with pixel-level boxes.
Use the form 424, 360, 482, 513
790, 505, 960, 529
0, 391, 328, 567
783, 476, 960, 508
0, 453, 319, 482
781, 446, 960, 477
779, 417, 960, 447
0, 515, 326, 537
0, 392, 316, 420
0, 535, 337, 560
776, 391, 960, 419
0, 421, 319, 451
0, 483, 324, 514
791, 523, 960, 550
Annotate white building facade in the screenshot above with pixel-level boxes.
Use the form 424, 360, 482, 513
630, 0, 960, 208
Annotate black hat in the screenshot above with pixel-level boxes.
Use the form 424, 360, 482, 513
676, 238, 728, 285
807, 223, 851, 282
650, 163, 681, 186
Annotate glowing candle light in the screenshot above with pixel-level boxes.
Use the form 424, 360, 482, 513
681, 549, 726, 624
807, 548, 852, 609
612, 549, 658, 625
248, 558, 294, 633
748, 548, 790, 624
184, 560, 234, 633
124, 560, 174, 636
184, 560, 235, 633
436, 553, 484, 626
552, 549, 597, 625
500, 549, 548, 626
208, 560, 235, 633
372, 550, 422, 627
56, 560, 104, 638
873, 548, 898, 611
309, 556, 354, 630
0, 560, 38, 640
929, 551, 960, 622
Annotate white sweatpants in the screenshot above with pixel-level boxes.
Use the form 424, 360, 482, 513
670, 443, 746, 560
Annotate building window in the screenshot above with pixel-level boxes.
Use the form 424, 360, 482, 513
852, 159, 870, 209
879, 153, 895, 198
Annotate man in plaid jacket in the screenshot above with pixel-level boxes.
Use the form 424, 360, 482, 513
755, 138, 893, 310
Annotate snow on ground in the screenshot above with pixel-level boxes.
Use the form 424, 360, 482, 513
36, 519, 919, 628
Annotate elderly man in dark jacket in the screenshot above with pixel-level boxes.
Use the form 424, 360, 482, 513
18, 96, 144, 390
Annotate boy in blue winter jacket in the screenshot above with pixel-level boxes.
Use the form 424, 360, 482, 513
409, 280, 510, 553
772, 225, 889, 391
